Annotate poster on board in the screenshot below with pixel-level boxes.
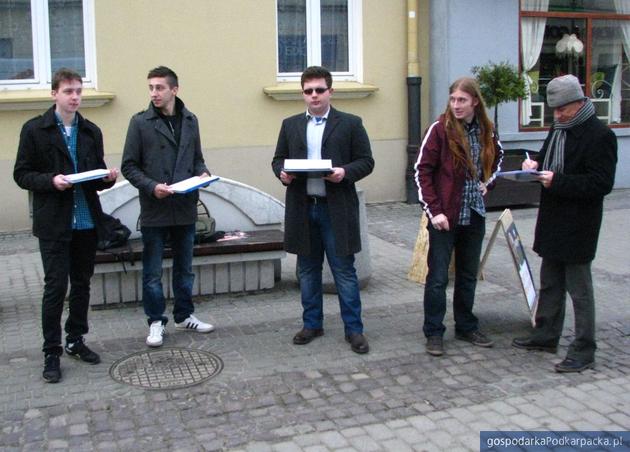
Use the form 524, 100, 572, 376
478, 209, 538, 327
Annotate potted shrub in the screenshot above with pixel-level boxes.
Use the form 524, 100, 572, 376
471, 61, 526, 136
471, 61, 539, 208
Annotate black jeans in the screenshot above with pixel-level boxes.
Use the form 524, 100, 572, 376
39, 229, 97, 356
423, 211, 485, 337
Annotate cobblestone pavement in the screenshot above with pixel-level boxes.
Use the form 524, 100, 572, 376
0, 191, 628, 451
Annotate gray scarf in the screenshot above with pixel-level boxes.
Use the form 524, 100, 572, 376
542, 99, 595, 174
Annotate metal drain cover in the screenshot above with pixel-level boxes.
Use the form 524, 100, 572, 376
109, 347, 223, 390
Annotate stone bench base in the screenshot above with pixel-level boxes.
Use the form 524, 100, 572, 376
90, 230, 285, 307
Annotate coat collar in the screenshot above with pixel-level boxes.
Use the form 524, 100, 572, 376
322, 107, 340, 144
143, 96, 191, 120
39, 105, 91, 163
40, 104, 86, 130
142, 97, 194, 147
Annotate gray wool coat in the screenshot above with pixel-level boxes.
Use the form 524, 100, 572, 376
272, 107, 374, 256
121, 99, 208, 227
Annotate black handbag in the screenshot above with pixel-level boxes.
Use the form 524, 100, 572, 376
97, 213, 131, 250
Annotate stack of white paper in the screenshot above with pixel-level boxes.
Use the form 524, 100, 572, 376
169, 175, 220, 194
283, 159, 333, 175
64, 169, 111, 184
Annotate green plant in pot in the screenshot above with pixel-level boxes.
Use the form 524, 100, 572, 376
472, 61, 526, 137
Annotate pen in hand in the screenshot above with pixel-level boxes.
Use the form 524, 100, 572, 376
525, 152, 531, 161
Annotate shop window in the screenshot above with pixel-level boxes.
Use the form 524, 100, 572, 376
520, 0, 630, 128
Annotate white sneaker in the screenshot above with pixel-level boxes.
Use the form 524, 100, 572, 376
175, 314, 214, 333
146, 321, 165, 347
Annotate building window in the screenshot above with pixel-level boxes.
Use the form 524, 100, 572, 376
0, 0, 95, 90
520, 0, 630, 128
276, 0, 361, 81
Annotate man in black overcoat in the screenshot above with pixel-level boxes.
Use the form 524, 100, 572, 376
512, 74, 617, 373
272, 66, 374, 354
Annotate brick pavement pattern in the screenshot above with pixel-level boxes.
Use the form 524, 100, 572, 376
0, 191, 628, 451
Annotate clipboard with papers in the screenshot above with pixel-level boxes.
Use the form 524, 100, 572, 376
169, 175, 220, 194
283, 159, 333, 177
496, 170, 542, 182
64, 169, 111, 184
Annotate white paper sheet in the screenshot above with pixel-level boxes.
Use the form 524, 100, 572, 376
283, 159, 333, 172
169, 175, 220, 194
64, 169, 110, 184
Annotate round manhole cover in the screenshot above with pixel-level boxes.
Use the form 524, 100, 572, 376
109, 347, 223, 390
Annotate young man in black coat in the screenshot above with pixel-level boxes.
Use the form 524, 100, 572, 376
14, 68, 119, 383
512, 74, 617, 373
272, 66, 374, 354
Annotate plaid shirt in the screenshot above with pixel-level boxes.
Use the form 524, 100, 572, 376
458, 119, 485, 226
55, 113, 94, 230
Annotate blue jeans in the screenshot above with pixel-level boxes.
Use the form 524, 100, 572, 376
297, 202, 363, 335
141, 224, 195, 325
423, 211, 485, 337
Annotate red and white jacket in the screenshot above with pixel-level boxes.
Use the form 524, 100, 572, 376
413, 115, 503, 225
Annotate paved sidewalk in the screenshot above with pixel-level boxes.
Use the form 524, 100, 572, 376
0, 190, 628, 451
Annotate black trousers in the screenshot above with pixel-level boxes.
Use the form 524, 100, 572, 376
39, 229, 97, 356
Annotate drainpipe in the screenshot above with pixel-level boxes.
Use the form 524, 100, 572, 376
406, 0, 422, 204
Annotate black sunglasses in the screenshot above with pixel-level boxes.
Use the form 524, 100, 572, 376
303, 87, 329, 95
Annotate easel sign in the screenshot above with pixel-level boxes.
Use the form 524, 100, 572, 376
478, 209, 538, 327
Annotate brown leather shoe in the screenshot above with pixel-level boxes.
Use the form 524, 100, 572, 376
345, 333, 369, 354
293, 328, 324, 345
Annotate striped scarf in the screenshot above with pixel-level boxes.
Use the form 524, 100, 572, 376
542, 99, 595, 174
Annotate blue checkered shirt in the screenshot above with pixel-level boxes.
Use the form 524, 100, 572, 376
458, 119, 485, 226
55, 113, 94, 230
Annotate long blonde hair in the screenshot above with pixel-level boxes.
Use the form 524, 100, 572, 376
443, 77, 496, 180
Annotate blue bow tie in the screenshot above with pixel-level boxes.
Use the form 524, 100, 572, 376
313, 116, 325, 124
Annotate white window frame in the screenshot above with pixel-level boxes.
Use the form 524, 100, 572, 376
0, 0, 96, 90
276, 0, 363, 83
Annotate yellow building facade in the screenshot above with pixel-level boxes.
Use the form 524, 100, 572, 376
0, 0, 430, 233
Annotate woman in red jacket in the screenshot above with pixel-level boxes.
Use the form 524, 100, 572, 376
413, 77, 503, 357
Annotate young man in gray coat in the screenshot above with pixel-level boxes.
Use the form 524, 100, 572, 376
272, 66, 374, 354
121, 66, 214, 347
512, 75, 617, 373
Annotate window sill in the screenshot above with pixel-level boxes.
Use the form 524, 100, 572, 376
263, 82, 378, 101
0, 89, 115, 111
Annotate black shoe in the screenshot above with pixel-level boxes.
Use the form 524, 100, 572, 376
293, 328, 324, 345
455, 330, 494, 348
512, 337, 558, 353
426, 336, 444, 356
345, 333, 369, 354
65, 338, 101, 364
554, 357, 595, 373
43, 354, 61, 383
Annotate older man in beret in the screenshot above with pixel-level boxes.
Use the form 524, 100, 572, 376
512, 74, 617, 373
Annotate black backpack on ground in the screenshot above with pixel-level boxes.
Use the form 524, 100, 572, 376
97, 213, 131, 250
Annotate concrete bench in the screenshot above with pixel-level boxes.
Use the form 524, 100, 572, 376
90, 229, 284, 306
91, 178, 286, 306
